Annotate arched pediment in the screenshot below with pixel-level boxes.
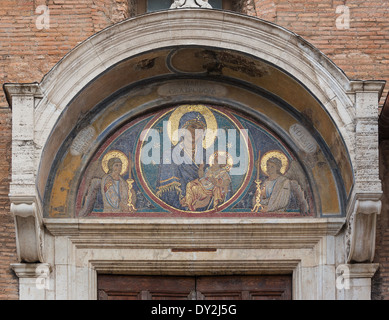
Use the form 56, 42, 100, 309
28, 10, 363, 217
42, 44, 352, 219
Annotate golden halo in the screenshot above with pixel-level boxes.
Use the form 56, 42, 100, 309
209, 151, 234, 171
167, 105, 218, 149
261, 150, 289, 176
101, 150, 128, 176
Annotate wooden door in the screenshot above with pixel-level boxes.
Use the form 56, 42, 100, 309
98, 275, 292, 300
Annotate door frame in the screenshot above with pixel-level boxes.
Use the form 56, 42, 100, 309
38, 217, 345, 300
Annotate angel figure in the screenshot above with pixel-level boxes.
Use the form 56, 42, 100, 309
101, 157, 130, 213
78, 151, 137, 216
255, 155, 309, 214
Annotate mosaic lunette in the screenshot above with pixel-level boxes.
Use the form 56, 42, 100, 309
76, 105, 315, 217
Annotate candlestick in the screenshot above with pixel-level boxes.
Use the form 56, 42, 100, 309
252, 150, 263, 213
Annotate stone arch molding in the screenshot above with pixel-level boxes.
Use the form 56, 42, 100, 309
4, 9, 385, 298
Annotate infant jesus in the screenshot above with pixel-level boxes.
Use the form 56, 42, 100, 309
180, 152, 232, 211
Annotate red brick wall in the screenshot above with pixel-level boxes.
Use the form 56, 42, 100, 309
0, 0, 129, 300
249, 0, 389, 106
373, 139, 389, 300
0, 108, 17, 299
0, 0, 131, 107
246, 0, 276, 21
0, 0, 388, 299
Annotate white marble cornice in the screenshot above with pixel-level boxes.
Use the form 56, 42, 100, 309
44, 218, 346, 250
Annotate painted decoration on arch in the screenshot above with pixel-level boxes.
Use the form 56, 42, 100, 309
76, 104, 315, 217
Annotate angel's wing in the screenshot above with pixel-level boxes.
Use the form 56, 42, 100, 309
284, 161, 309, 215
78, 160, 105, 217
284, 161, 308, 190
79, 178, 101, 217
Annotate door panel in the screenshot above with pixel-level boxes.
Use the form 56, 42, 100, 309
196, 275, 292, 300
98, 275, 195, 300
98, 275, 292, 300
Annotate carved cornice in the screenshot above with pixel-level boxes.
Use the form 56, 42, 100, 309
348, 80, 386, 96
344, 263, 379, 279
44, 218, 345, 250
11, 263, 51, 279
90, 260, 300, 276
3, 83, 43, 108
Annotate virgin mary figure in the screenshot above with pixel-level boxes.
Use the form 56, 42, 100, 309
156, 105, 230, 211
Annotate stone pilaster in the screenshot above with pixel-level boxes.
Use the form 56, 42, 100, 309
4, 84, 45, 264
346, 81, 385, 264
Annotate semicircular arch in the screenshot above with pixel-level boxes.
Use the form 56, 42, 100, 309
33, 10, 359, 217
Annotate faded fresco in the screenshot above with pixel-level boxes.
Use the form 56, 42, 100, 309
76, 104, 315, 217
